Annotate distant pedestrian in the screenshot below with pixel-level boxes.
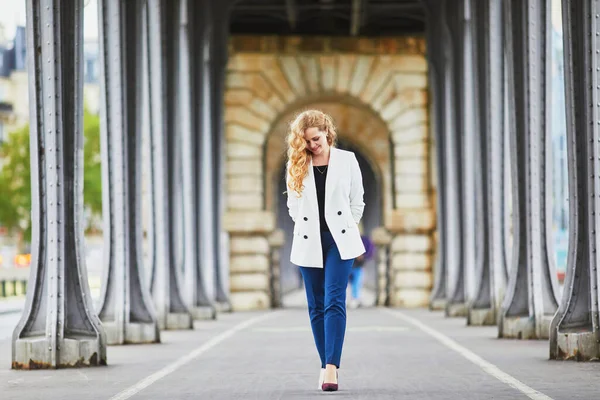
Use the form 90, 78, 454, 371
348, 234, 375, 308
285, 109, 365, 392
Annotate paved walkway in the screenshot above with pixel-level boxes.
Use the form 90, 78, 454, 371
1, 300, 599, 399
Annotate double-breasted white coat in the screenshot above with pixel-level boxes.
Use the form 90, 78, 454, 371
286, 147, 366, 268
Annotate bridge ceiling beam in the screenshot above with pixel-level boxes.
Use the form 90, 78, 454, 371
550, 0, 600, 361
179, 0, 218, 319
12, 0, 106, 368
499, 0, 559, 340
422, 1, 447, 310
284, 0, 297, 30
96, 0, 161, 345
443, 0, 470, 318
467, 0, 507, 326
146, 0, 193, 330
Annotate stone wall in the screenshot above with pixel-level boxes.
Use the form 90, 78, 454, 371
224, 35, 435, 310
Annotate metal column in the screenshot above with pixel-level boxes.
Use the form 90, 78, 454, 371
96, 0, 160, 345
147, 0, 193, 330
423, 1, 447, 311
499, 0, 559, 340
180, 0, 217, 319
550, 0, 600, 360
444, 0, 469, 317
468, 0, 506, 326
210, 1, 234, 311
12, 0, 106, 368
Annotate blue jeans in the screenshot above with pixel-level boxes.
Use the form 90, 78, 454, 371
299, 231, 354, 369
349, 267, 364, 300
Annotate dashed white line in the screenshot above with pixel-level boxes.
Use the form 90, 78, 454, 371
382, 309, 554, 400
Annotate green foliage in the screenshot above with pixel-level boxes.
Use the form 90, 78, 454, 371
0, 111, 103, 243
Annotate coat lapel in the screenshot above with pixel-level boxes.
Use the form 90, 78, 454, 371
325, 147, 339, 207
304, 157, 319, 212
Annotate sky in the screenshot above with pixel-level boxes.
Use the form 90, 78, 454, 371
0, 0, 99, 43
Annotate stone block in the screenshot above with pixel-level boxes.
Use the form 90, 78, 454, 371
395, 193, 431, 209
393, 271, 433, 289
225, 89, 253, 106
395, 141, 429, 159
225, 106, 270, 132
390, 234, 433, 253
227, 176, 263, 193
230, 236, 270, 254
227, 193, 263, 210
319, 55, 337, 91
230, 291, 271, 311
226, 124, 265, 146
391, 124, 428, 144
395, 174, 429, 193
224, 211, 275, 233
394, 55, 428, 72
336, 54, 356, 93
230, 273, 270, 292
393, 73, 428, 91
102, 322, 160, 345
227, 159, 262, 176
389, 108, 428, 132
389, 289, 430, 308
394, 158, 428, 176
386, 209, 436, 233
13, 336, 105, 369
227, 143, 261, 159
279, 56, 307, 96
298, 56, 320, 93
230, 254, 270, 273
349, 56, 375, 96
391, 253, 432, 271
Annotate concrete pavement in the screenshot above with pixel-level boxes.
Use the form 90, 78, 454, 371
1, 300, 599, 399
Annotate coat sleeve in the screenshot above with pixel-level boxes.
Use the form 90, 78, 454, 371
286, 165, 298, 223
349, 153, 365, 223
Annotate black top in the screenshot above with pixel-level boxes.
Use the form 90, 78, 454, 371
313, 165, 329, 232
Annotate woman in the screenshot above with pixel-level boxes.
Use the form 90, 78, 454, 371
286, 109, 365, 392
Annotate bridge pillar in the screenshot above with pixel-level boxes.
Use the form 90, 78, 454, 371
443, 0, 469, 317
210, 1, 234, 312
96, 0, 160, 345
499, 0, 559, 340
550, 0, 600, 360
12, 0, 106, 368
146, 0, 193, 330
467, 0, 507, 326
423, 2, 447, 311
178, 0, 217, 320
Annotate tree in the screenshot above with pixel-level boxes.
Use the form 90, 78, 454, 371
0, 110, 103, 247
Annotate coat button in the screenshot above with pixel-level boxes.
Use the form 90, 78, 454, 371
304, 235, 308, 239
337, 211, 342, 215
303, 217, 308, 221
341, 229, 346, 234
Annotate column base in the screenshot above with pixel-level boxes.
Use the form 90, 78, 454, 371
499, 315, 552, 339
103, 322, 160, 345
445, 302, 468, 317
430, 298, 447, 311
553, 331, 600, 361
467, 307, 496, 326
13, 336, 106, 369
158, 312, 193, 330
190, 306, 217, 320
215, 301, 231, 313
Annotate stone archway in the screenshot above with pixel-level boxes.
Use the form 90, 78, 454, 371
223, 36, 435, 311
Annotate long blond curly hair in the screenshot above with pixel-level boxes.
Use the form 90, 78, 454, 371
286, 110, 337, 196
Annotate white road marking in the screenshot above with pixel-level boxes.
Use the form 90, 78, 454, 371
251, 325, 409, 333
382, 309, 554, 400
109, 311, 280, 400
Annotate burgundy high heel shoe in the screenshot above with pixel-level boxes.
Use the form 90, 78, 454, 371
321, 371, 338, 392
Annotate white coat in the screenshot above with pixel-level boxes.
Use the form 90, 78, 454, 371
286, 147, 366, 268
